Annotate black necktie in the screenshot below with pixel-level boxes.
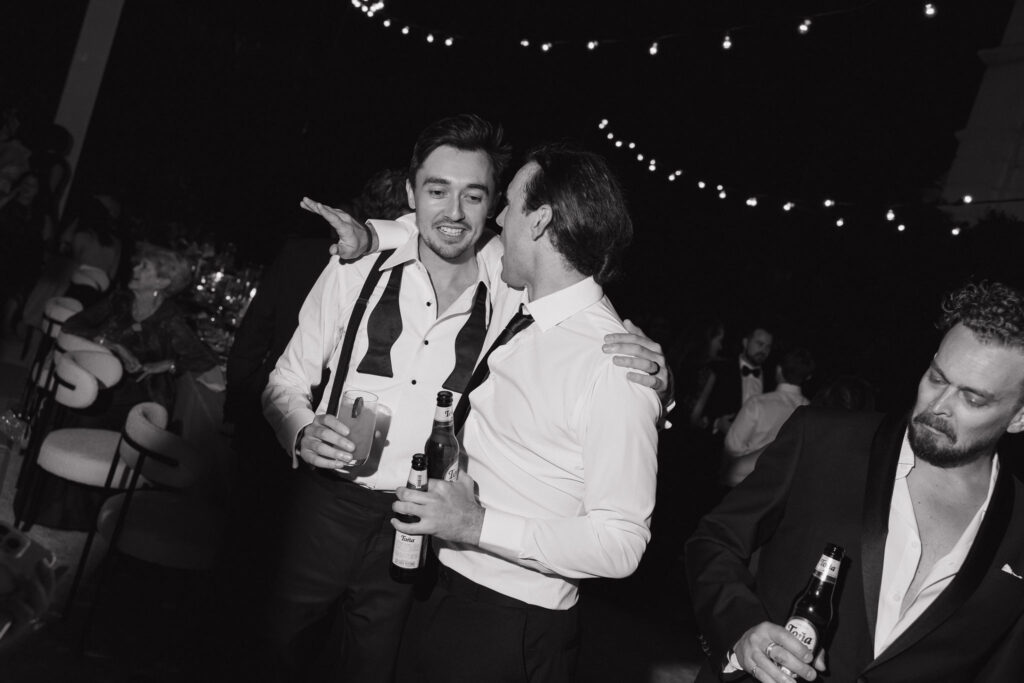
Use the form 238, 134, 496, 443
741, 365, 761, 378
452, 306, 534, 434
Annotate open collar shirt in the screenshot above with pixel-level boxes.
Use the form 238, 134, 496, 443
874, 433, 999, 656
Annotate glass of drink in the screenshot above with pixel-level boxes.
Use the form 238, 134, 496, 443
337, 390, 378, 466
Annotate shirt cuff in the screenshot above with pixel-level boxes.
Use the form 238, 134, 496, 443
724, 649, 742, 673
477, 508, 527, 558
282, 409, 316, 468
366, 219, 409, 251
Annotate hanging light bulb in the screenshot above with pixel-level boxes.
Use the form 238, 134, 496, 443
746, 197, 758, 207
382, 19, 391, 27
897, 224, 906, 232
668, 174, 677, 182
836, 218, 845, 227
698, 181, 707, 189
541, 43, 552, 52
444, 37, 454, 47
823, 198, 835, 207
924, 3, 937, 17
607, 132, 614, 140
951, 227, 962, 236
628, 142, 636, 149
401, 26, 410, 35
649, 41, 659, 55
520, 39, 530, 47
718, 190, 728, 199
782, 202, 795, 211
587, 40, 599, 50
636, 154, 644, 162
886, 209, 895, 221
799, 19, 812, 34
615, 140, 623, 148
426, 33, 435, 43
963, 194, 973, 204
598, 119, 609, 129
722, 33, 732, 50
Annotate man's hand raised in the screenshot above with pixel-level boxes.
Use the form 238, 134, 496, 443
299, 197, 373, 260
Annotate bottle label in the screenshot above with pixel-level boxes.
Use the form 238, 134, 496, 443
785, 616, 818, 651
409, 469, 427, 491
392, 532, 424, 569
434, 405, 453, 423
812, 554, 841, 584
443, 461, 459, 482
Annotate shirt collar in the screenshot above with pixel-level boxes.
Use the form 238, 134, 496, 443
377, 213, 495, 290
896, 430, 1001, 492
739, 356, 757, 371
776, 382, 802, 395
523, 277, 603, 332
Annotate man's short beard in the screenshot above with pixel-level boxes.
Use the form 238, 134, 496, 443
908, 413, 995, 468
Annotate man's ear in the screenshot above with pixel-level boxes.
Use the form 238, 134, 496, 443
1007, 404, 1024, 434
530, 205, 552, 241
406, 180, 416, 210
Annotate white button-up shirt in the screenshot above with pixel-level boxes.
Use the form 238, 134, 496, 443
874, 433, 999, 655
262, 214, 502, 490
439, 277, 660, 610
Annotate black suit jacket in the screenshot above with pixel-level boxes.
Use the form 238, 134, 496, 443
703, 356, 776, 425
686, 408, 1024, 682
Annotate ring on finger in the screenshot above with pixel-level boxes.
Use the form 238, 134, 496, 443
765, 641, 777, 660
751, 664, 758, 677
651, 361, 660, 375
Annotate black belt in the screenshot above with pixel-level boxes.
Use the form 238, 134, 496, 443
308, 466, 396, 512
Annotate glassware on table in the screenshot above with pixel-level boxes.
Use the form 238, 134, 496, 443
336, 390, 378, 466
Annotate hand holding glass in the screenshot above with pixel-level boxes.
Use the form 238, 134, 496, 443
337, 390, 377, 466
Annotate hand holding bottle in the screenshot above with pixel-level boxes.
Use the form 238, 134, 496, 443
731, 623, 822, 681
391, 472, 484, 546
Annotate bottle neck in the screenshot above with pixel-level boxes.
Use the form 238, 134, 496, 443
433, 403, 454, 426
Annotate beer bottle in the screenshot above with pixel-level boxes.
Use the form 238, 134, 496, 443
781, 543, 845, 675
425, 390, 460, 481
390, 453, 429, 583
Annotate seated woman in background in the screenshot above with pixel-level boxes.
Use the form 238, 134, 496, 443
62, 242, 217, 429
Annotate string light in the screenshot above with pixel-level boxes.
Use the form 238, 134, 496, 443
615, 140, 623, 147
746, 197, 758, 207
951, 227, 961, 236
698, 181, 707, 189
599, 119, 609, 129
719, 190, 728, 199
783, 202, 795, 212
628, 142, 636, 149
886, 209, 896, 221
351, 2, 943, 55
962, 194, 973, 204
426, 33, 434, 43
823, 198, 835, 208
836, 218, 845, 227
445, 37, 454, 47
898, 224, 906, 232
636, 153, 644, 161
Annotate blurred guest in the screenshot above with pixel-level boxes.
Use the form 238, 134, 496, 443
812, 373, 876, 411
701, 323, 775, 435
28, 123, 73, 245
677, 317, 725, 429
722, 347, 814, 486
0, 108, 30, 200
0, 172, 45, 335
62, 243, 217, 429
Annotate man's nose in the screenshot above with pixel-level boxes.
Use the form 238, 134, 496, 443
930, 387, 956, 415
447, 194, 465, 220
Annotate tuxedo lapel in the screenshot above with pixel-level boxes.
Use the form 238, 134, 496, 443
869, 459, 1015, 669
859, 412, 907, 647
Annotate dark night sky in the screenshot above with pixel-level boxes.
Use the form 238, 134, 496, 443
5, 0, 1023, 407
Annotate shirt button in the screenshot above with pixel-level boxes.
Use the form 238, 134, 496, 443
426, 301, 432, 307
411, 379, 417, 385
423, 340, 429, 345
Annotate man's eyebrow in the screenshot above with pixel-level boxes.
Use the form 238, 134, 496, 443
420, 178, 491, 195
930, 360, 997, 401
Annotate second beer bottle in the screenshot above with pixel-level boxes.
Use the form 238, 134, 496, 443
780, 542, 845, 676
425, 390, 460, 481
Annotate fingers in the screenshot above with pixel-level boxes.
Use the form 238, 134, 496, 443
300, 415, 357, 468
736, 623, 816, 683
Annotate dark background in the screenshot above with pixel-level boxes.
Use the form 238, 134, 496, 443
4, 0, 1023, 410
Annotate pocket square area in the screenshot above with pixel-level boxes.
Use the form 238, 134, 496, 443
1001, 563, 1023, 579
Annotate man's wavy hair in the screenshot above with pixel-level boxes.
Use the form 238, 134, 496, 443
940, 281, 1024, 350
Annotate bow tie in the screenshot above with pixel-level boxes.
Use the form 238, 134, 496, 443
741, 366, 761, 378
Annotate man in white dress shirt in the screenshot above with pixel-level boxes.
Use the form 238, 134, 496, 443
686, 281, 1024, 682
722, 348, 814, 486
390, 145, 661, 682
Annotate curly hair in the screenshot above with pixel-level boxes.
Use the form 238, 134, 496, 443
137, 243, 194, 296
940, 281, 1024, 350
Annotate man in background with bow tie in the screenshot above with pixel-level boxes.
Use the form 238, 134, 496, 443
703, 324, 775, 436
686, 280, 1024, 682
261, 116, 668, 682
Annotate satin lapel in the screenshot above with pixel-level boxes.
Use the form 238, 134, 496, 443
870, 459, 1014, 669
860, 411, 907, 647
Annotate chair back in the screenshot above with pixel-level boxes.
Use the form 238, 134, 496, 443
121, 402, 204, 490
73, 350, 123, 389
41, 297, 83, 339
52, 352, 100, 409
70, 264, 111, 293
55, 332, 109, 356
